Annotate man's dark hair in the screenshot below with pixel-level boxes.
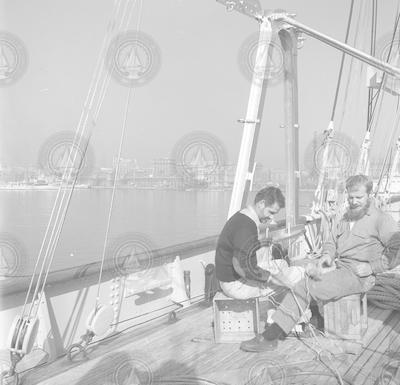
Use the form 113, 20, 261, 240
254, 186, 285, 208
346, 174, 373, 194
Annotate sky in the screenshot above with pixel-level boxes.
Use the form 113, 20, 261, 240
1, 0, 400, 172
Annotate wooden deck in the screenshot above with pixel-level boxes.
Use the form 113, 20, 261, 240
11, 300, 400, 385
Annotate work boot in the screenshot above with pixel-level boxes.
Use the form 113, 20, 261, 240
240, 323, 285, 352
240, 333, 278, 352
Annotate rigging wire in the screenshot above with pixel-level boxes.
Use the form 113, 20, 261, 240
33, 135, 95, 318
374, 81, 400, 196
337, 0, 369, 134
87, 297, 206, 347
95, 0, 145, 310
114, 293, 206, 325
95, 86, 134, 308
93, 0, 139, 120
366, 0, 378, 130
356, 3, 400, 196
312, 0, 356, 218
22, 0, 139, 324
354, 1, 381, 176
330, 0, 355, 122
91, 1, 146, 326
367, 11, 400, 136
21, 0, 124, 320
365, 8, 400, 178
375, 144, 394, 197
17, 288, 352, 385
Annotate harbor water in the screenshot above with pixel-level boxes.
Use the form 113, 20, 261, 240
0, 189, 315, 275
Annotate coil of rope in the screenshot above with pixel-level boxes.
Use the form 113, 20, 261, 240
368, 272, 400, 310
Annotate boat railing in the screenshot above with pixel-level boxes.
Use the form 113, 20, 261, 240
0, 216, 321, 309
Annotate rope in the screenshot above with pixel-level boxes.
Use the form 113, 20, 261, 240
265, 275, 345, 385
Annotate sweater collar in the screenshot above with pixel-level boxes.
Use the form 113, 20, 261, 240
240, 205, 261, 226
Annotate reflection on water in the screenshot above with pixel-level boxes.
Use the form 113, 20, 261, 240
0, 189, 313, 272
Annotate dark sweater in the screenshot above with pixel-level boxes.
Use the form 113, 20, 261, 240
215, 211, 270, 283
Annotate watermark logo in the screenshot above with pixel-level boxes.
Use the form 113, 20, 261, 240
304, 131, 359, 180
106, 30, 161, 87
0, 31, 28, 86
379, 359, 400, 385
238, 31, 284, 85
38, 131, 95, 179
172, 131, 227, 185
0, 233, 24, 279
110, 232, 158, 277
247, 359, 286, 385
114, 357, 153, 385
239, 236, 286, 282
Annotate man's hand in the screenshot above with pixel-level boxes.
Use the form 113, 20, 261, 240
353, 262, 373, 277
305, 255, 335, 280
305, 262, 322, 280
317, 254, 333, 270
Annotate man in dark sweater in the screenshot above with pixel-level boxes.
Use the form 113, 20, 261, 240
215, 186, 286, 300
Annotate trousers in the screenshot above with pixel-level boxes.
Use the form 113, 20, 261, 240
272, 262, 375, 334
220, 278, 274, 299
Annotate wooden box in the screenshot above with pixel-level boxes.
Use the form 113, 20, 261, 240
323, 294, 368, 340
213, 292, 260, 343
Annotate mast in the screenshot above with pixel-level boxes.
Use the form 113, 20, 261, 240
220, 2, 400, 224
227, 19, 272, 218
280, 28, 299, 228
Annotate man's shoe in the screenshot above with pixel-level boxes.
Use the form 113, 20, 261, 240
240, 334, 278, 352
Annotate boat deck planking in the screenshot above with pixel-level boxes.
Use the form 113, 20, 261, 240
9, 300, 399, 385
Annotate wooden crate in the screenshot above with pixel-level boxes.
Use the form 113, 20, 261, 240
213, 292, 260, 343
323, 293, 368, 340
